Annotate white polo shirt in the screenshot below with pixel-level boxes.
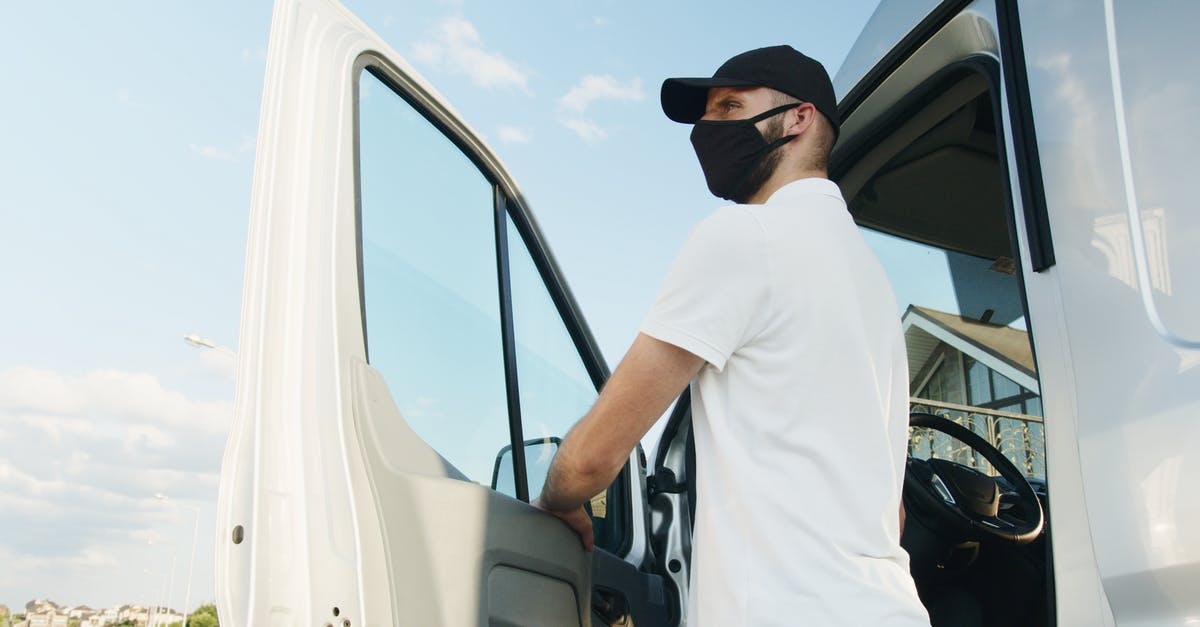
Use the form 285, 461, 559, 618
640, 178, 929, 626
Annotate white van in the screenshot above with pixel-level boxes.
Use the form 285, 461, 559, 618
215, 0, 1199, 624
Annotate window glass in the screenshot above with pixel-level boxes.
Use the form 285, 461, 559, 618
506, 222, 599, 497
991, 371, 1021, 403
358, 69, 510, 487
506, 220, 630, 551
854, 84, 1046, 478
917, 362, 942, 400
965, 357, 992, 405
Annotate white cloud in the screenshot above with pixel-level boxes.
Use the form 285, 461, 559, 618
560, 118, 606, 142
188, 136, 253, 162
559, 75, 644, 114
15, 413, 96, 445
497, 125, 532, 144
0, 365, 228, 607
557, 75, 644, 142
188, 143, 236, 162
123, 423, 178, 454
0, 367, 233, 435
411, 17, 530, 92
0, 534, 202, 611
401, 396, 441, 420
241, 47, 267, 63
0, 458, 68, 497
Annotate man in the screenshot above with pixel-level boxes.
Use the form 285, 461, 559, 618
534, 45, 929, 626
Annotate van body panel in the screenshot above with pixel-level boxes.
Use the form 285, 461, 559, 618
1016, 1, 1200, 623
214, 0, 378, 621
833, 0, 947, 104
836, 5, 1115, 625
838, 0, 1199, 624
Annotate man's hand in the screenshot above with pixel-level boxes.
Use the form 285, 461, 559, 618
533, 333, 703, 552
533, 498, 594, 552
537, 334, 705, 511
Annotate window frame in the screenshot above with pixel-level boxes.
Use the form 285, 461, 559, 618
963, 355, 1040, 414
833, 55, 1044, 395
836, 0, 1053, 271
500, 190, 635, 555
832, 55, 1050, 469
351, 56, 632, 555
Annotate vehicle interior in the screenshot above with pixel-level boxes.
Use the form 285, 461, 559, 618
839, 68, 1054, 626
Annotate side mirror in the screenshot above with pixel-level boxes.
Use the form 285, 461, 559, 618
491, 437, 562, 499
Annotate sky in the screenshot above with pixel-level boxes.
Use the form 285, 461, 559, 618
0, 0, 883, 612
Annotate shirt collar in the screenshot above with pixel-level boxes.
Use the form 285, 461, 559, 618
763, 177, 845, 206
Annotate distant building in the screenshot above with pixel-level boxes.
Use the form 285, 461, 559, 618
91, 606, 121, 627
903, 305, 1046, 477
23, 602, 57, 617
149, 609, 184, 626
118, 605, 150, 626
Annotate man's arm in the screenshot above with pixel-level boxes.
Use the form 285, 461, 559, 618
534, 332, 704, 549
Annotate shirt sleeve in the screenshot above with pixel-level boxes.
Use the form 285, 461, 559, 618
639, 207, 772, 372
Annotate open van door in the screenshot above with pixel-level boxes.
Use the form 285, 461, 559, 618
824, 0, 1200, 624
214, 0, 670, 624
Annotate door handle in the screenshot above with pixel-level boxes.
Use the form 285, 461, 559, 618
592, 586, 632, 626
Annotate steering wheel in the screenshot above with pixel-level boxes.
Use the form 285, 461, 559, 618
904, 412, 1044, 544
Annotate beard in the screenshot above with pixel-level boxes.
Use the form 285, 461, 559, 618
730, 115, 787, 204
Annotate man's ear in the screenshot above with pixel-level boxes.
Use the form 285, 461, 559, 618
785, 102, 818, 137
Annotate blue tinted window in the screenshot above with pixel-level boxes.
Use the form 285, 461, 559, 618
507, 224, 598, 498
964, 357, 992, 405
358, 69, 510, 487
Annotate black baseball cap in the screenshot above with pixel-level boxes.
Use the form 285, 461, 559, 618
661, 45, 840, 137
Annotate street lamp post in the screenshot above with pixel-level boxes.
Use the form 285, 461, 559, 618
177, 331, 232, 625
142, 568, 153, 627
145, 538, 176, 627
183, 333, 235, 357
151, 542, 178, 627
156, 493, 199, 627
165, 550, 177, 624
182, 505, 199, 627
182, 334, 216, 350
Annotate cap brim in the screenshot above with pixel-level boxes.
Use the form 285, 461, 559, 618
661, 77, 759, 123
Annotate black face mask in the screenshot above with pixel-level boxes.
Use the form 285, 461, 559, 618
690, 103, 800, 202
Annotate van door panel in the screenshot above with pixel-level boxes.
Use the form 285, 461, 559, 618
218, 0, 586, 623
217, 0, 670, 624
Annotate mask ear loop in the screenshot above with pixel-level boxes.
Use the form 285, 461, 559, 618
725, 104, 803, 201
749, 101, 802, 123
694, 102, 801, 127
